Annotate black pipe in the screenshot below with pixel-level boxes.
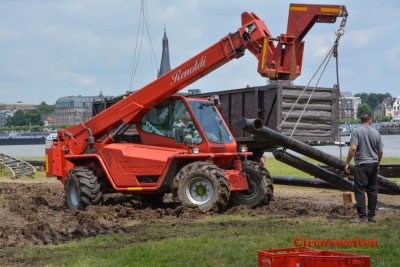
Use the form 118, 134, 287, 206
272, 176, 393, 195
272, 149, 354, 191
272, 176, 339, 189
238, 118, 400, 195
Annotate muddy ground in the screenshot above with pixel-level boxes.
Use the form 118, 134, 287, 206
0, 178, 399, 247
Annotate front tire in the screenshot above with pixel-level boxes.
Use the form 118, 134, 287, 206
230, 160, 274, 207
65, 167, 104, 211
173, 162, 230, 212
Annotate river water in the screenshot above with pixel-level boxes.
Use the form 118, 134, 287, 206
0, 135, 399, 159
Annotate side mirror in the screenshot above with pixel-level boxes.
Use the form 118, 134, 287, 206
174, 127, 193, 146
174, 127, 184, 144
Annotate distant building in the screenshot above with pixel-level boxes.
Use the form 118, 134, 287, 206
40, 114, 56, 127
393, 94, 400, 121
339, 92, 358, 120
381, 97, 395, 120
372, 95, 400, 121
0, 110, 16, 127
188, 89, 201, 94
353, 96, 361, 115
373, 103, 383, 120
0, 101, 34, 111
0, 102, 34, 127
54, 92, 112, 125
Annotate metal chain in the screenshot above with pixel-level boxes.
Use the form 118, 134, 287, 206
334, 13, 347, 159
336, 58, 342, 159
335, 12, 347, 39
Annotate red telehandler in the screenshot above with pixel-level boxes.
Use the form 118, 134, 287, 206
46, 4, 348, 212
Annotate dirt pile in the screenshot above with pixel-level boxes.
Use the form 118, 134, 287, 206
0, 181, 399, 247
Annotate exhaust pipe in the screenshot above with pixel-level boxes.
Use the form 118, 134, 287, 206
238, 118, 400, 195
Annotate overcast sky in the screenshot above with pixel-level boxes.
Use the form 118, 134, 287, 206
1, 0, 399, 105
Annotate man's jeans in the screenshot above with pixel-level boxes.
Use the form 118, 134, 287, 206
354, 163, 378, 218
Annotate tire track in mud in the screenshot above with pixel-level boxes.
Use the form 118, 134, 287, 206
0, 182, 398, 247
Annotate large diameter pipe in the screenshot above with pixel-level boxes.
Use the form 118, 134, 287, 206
273, 149, 354, 191
238, 118, 400, 195
272, 176, 339, 189
272, 176, 393, 195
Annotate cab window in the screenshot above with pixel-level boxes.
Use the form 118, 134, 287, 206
139, 99, 202, 143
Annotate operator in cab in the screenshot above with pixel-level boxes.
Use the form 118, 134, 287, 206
173, 109, 202, 144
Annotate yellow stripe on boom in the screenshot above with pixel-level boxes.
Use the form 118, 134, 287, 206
290, 6, 308, 12
321, 8, 340, 13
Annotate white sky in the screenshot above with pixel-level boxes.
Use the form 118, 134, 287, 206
1, 0, 399, 105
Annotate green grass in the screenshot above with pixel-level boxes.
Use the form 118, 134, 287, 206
18, 156, 46, 161
1, 216, 399, 266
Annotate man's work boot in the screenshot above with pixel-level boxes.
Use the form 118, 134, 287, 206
368, 216, 376, 223
350, 217, 368, 223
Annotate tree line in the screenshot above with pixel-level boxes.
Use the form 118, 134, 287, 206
341, 92, 393, 123
354, 92, 392, 111
4, 102, 54, 127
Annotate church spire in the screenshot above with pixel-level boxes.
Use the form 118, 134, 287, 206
158, 22, 171, 78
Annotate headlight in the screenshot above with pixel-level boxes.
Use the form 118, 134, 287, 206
188, 147, 199, 154
237, 145, 248, 152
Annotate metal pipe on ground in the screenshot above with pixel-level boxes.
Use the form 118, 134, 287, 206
237, 118, 400, 195
319, 164, 400, 178
272, 149, 354, 191
272, 175, 393, 195
272, 176, 339, 189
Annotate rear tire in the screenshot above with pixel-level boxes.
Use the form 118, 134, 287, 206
230, 160, 274, 207
65, 167, 104, 211
173, 162, 230, 212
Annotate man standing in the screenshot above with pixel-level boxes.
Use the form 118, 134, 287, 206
344, 112, 384, 223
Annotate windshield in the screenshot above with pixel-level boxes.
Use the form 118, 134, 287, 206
188, 100, 233, 143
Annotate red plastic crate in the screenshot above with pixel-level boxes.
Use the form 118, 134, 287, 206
258, 247, 318, 267
300, 250, 370, 267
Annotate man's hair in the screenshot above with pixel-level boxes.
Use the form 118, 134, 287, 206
360, 112, 372, 123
